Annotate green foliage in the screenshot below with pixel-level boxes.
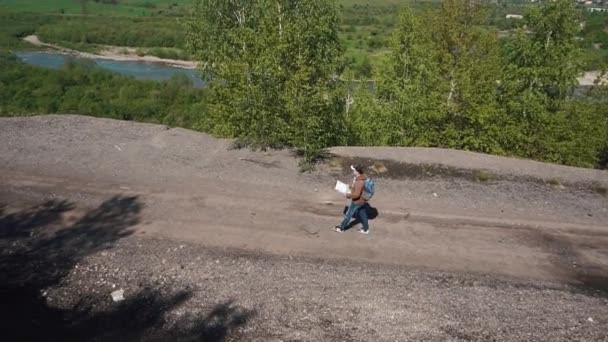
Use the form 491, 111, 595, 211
351, 1, 506, 154
145, 47, 191, 60
353, 56, 373, 79
37, 16, 185, 48
370, 7, 446, 147
187, 0, 346, 162
430, 0, 505, 153
348, 0, 606, 168
0, 52, 206, 128
582, 12, 608, 48
0, 13, 56, 50
0, 0, 191, 16
579, 12, 608, 71
498, 0, 601, 165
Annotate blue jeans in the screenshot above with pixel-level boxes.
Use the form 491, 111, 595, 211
340, 202, 369, 231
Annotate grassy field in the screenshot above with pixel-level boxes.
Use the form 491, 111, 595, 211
0, 0, 192, 16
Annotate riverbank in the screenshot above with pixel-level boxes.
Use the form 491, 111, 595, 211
20, 35, 607, 85
22, 35, 196, 70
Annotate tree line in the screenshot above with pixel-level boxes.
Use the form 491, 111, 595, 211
187, 0, 607, 169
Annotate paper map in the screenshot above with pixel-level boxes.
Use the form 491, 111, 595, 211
334, 180, 350, 194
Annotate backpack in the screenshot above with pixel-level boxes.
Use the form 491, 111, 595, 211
361, 178, 375, 201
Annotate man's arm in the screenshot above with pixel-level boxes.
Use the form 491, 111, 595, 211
347, 179, 363, 199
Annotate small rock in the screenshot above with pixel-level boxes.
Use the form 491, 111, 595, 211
588, 317, 594, 323
314, 188, 318, 192
111, 289, 125, 302
433, 193, 438, 198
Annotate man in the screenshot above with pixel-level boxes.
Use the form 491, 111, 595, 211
334, 164, 370, 234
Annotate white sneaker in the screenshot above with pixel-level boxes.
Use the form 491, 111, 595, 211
358, 228, 369, 235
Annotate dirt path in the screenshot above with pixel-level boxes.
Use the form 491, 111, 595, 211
1, 115, 607, 340
2, 168, 607, 285
22, 35, 196, 69
1, 115, 606, 283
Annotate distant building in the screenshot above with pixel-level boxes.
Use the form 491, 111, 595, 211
588, 7, 608, 12
506, 14, 524, 19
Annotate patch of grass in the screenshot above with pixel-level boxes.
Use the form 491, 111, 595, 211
328, 158, 342, 169
229, 137, 253, 151
298, 158, 317, 173
292, 149, 331, 172
547, 178, 562, 186
146, 47, 190, 60
54, 41, 100, 54
371, 161, 388, 174
475, 170, 496, 183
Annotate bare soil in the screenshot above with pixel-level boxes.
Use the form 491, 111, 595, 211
1, 115, 607, 341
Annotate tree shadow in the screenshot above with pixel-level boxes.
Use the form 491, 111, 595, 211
0, 199, 75, 239
0, 196, 255, 341
163, 299, 255, 342
1, 196, 140, 291
69, 292, 255, 342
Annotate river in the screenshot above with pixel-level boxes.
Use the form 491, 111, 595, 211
15, 51, 204, 87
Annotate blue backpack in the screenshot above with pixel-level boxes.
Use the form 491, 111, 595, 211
362, 178, 375, 201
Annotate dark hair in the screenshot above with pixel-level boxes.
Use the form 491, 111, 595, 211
353, 164, 365, 174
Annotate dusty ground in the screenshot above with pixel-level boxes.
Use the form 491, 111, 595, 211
1, 115, 607, 341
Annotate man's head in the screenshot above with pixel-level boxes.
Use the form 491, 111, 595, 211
350, 164, 365, 176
